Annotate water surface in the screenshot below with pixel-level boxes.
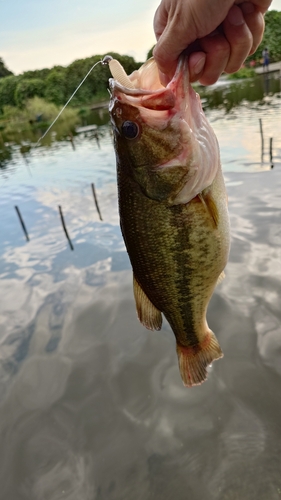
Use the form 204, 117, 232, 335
0, 74, 281, 499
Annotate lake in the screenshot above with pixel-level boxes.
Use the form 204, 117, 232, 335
0, 72, 281, 500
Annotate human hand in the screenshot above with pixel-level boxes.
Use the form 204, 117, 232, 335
153, 0, 272, 85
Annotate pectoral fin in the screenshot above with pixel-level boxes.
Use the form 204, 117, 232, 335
198, 192, 219, 227
133, 275, 162, 331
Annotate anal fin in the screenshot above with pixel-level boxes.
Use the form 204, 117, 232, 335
133, 275, 162, 331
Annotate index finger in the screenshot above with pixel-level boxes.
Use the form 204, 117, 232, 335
153, 9, 192, 78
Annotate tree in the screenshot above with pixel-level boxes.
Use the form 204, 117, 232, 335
62, 53, 142, 106
261, 10, 281, 62
0, 58, 13, 78
15, 78, 46, 107
45, 68, 67, 105
0, 51, 143, 110
64, 56, 98, 106
247, 10, 281, 64
0, 75, 18, 109
21, 68, 51, 80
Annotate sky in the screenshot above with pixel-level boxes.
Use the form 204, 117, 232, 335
1, 0, 281, 75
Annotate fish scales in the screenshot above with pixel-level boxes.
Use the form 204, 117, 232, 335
108, 55, 230, 387
118, 162, 227, 347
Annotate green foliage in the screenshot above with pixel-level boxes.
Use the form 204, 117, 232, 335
227, 67, 256, 80
247, 10, 281, 64
25, 96, 61, 122
45, 68, 67, 105
62, 53, 141, 107
261, 10, 281, 62
21, 68, 51, 80
0, 51, 143, 111
0, 75, 19, 109
15, 78, 46, 107
64, 55, 101, 106
1, 97, 79, 136
25, 96, 78, 123
0, 57, 13, 78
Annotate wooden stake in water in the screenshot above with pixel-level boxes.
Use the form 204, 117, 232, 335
69, 132, 75, 151
269, 137, 274, 168
259, 118, 264, 159
58, 205, 74, 250
15, 206, 29, 241
91, 183, 103, 221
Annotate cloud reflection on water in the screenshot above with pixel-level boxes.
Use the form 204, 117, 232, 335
0, 97, 281, 499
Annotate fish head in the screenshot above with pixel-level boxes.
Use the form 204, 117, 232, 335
109, 56, 219, 205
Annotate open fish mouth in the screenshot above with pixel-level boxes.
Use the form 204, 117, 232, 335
108, 57, 190, 113
107, 55, 220, 206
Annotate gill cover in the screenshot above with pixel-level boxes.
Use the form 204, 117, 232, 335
108, 56, 220, 205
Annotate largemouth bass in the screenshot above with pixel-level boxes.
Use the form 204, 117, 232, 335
107, 55, 230, 387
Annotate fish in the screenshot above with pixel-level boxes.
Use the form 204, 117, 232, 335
107, 55, 230, 387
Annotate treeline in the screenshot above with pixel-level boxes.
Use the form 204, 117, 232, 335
0, 58, 13, 78
1, 8, 280, 113
0, 53, 142, 112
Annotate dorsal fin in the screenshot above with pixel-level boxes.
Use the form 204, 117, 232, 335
133, 275, 162, 331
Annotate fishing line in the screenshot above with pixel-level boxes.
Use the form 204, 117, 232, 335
34, 56, 112, 148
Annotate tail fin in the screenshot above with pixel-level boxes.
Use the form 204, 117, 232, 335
176, 331, 223, 387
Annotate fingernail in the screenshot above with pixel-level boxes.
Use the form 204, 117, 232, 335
227, 6, 245, 26
193, 55, 206, 75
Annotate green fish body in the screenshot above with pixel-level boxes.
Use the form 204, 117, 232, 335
108, 57, 230, 386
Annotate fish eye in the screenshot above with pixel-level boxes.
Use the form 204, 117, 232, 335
121, 121, 139, 140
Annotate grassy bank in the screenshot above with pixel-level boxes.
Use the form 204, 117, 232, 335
0, 97, 83, 144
